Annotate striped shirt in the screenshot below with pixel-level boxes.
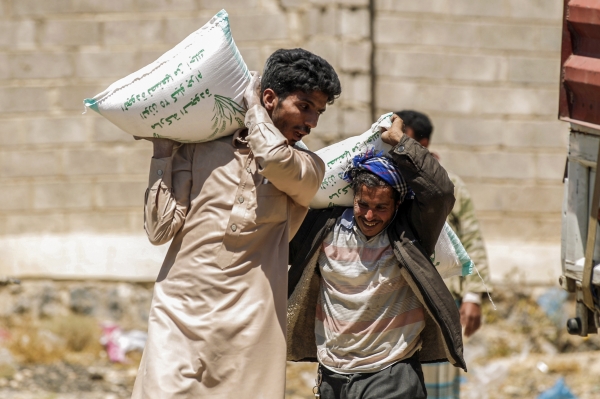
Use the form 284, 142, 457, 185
316, 208, 425, 374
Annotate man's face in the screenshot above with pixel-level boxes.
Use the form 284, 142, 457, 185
262, 90, 328, 146
353, 185, 398, 239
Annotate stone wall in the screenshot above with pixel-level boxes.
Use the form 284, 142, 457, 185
0, 0, 568, 284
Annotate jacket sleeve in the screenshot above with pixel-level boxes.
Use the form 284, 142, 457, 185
388, 135, 455, 256
245, 105, 325, 208
144, 144, 193, 245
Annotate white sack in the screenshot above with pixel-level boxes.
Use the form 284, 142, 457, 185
83, 9, 250, 143
432, 222, 474, 279
310, 113, 394, 209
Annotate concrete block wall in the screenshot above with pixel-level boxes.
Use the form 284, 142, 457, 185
0, 0, 568, 284
0, 0, 371, 280
374, 0, 568, 283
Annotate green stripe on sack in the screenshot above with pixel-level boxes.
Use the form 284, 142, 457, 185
83, 98, 100, 114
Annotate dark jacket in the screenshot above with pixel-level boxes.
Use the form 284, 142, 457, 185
286, 135, 467, 371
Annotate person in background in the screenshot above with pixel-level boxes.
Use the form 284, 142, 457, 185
395, 109, 492, 399
131, 48, 341, 399
287, 115, 466, 399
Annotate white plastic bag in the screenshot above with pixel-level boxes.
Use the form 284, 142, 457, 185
310, 113, 394, 209
83, 9, 251, 143
432, 222, 474, 279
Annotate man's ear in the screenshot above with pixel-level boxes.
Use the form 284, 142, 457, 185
262, 88, 278, 113
418, 138, 429, 148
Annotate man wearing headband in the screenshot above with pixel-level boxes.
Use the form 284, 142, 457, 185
287, 115, 465, 399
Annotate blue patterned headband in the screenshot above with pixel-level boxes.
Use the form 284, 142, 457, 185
343, 150, 413, 203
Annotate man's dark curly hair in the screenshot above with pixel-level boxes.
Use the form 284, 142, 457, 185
394, 110, 433, 141
261, 48, 341, 104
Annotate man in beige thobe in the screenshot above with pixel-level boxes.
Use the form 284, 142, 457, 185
131, 49, 341, 399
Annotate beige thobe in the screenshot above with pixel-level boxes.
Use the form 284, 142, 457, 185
131, 105, 325, 399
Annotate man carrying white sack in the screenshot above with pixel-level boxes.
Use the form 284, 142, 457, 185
287, 115, 466, 399
132, 48, 341, 399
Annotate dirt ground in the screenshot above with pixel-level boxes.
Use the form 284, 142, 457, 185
0, 286, 599, 399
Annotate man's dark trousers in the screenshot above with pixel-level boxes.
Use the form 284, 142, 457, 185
318, 354, 427, 399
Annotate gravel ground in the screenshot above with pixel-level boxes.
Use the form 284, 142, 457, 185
0, 286, 599, 399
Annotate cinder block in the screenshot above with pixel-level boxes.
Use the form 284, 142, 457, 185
41, 20, 101, 47
375, 0, 448, 13
33, 182, 94, 210
104, 20, 164, 46
136, 0, 197, 11
536, 153, 567, 180
228, 13, 289, 41
305, 7, 338, 37
339, 8, 369, 40
341, 107, 372, 137
95, 181, 147, 208
121, 145, 151, 175
0, 87, 49, 113
446, 0, 510, 17
428, 117, 504, 147
441, 150, 537, 180
476, 23, 558, 52
376, 81, 472, 115
374, 17, 421, 45
0, 20, 36, 48
75, 51, 137, 79
2, 213, 68, 235
201, 0, 258, 8
538, 26, 562, 53
66, 211, 134, 233
14, 0, 135, 15
507, 0, 564, 20
478, 214, 561, 241
280, 0, 308, 8
24, 118, 88, 144
0, 53, 9, 79
13, 0, 72, 16
420, 20, 479, 49
0, 119, 24, 146
469, 183, 563, 213
309, 0, 335, 5
63, 148, 124, 176
339, 73, 371, 106
474, 86, 558, 116
93, 117, 132, 143
10, 53, 74, 79
335, 0, 369, 6
508, 57, 561, 84
430, 118, 569, 149
340, 41, 371, 73
1, 150, 59, 177
501, 120, 568, 149
0, 184, 32, 211
59, 84, 106, 112
376, 50, 508, 82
